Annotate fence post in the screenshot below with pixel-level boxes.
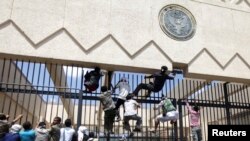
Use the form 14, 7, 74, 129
178, 99, 184, 141
77, 90, 83, 129
223, 82, 231, 125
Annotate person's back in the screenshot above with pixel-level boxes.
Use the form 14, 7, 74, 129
115, 78, 130, 100
35, 122, 49, 141
2, 124, 22, 141
0, 113, 11, 139
162, 98, 176, 114
19, 129, 36, 141
99, 90, 115, 111
0, 120, 9, 139
3, 133, 20, 141
59, 119, 76, 141
19, 121, 36, 141
124, 99, 138, 116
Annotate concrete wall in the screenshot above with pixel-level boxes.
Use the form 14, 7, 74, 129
0, 0, 249, 83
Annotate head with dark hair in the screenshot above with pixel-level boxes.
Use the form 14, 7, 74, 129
94, 67, 100, 72
52, 116, 61, 125
0, 113, 7, 120
89, 132, 95, 138
161, 66, 168, 73
120, 77, 127, 82
38, 122, 46, 128
193, 105, 199, 112
64, 119, 72, 127
22, 121, 32, 130
126, 94, 133, 100
101, 86, 107, 92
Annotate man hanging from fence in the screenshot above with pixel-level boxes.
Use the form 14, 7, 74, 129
84, 67, 104, 92
113, 77, 131, 122
149, 95, 179, 133
132, 66, 180, 97
98, 86, 116, 137
122, 94, 142, 139
184, 99, 202, 141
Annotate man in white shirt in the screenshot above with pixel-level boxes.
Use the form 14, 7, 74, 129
59, 119, 76, 141
113, 77, 131, 122
123, 94, 142, 137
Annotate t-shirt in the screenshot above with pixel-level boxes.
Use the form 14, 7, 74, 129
59, 127, 75, 141
35, 128, 49, 141
19, 129, 36, 141
115, 81, 130, 100
2, 132, 21, 141
186, 102, 200, 127
48, 124, 62, 141
152, 72, 174, 91
98, 91, 115, 111
124, 99, 139, 116
157, 99, 175, 114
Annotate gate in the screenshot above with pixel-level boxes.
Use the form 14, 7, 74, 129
0, 58, 249, 141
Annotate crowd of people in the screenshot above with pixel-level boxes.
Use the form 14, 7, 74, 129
0, 65, 199, 141
0, 114, 99, 141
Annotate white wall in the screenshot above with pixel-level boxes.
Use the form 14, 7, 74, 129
0, 0, 249, 83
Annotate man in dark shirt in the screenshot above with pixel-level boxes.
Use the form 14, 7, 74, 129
48, 116, 62, 141
84, 67, 103, 92
132, 66, 176, 97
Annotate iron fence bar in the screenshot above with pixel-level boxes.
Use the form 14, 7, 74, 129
223, 82, 231, 125
77, 90, 83, 129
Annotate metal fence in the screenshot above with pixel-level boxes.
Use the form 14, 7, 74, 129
0, 58, 249, 141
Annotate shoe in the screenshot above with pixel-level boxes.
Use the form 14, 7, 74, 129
129, 132, 134, 137
119, 134, 127, 141
149, 128, 156, 133
133, 128, 141, 132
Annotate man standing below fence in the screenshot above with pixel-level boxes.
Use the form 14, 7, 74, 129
184, 99, 202, 141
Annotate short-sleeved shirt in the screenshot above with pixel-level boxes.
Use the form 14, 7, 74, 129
152, 72, 174, 91
115, 81, 130, 100
35, 128, 49, 141
124, 99, 139, 116
186, 102, 200, 127
19, 129, 36, 141
99, 91, 115, 111
59, 127, 75, 141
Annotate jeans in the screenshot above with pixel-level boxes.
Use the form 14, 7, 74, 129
191, 126, 202, 141
123, 115, 142, 131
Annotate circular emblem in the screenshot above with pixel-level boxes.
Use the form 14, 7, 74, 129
159, 5, 196, 41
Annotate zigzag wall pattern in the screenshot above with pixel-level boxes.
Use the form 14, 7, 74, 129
0, 20, 250, 71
